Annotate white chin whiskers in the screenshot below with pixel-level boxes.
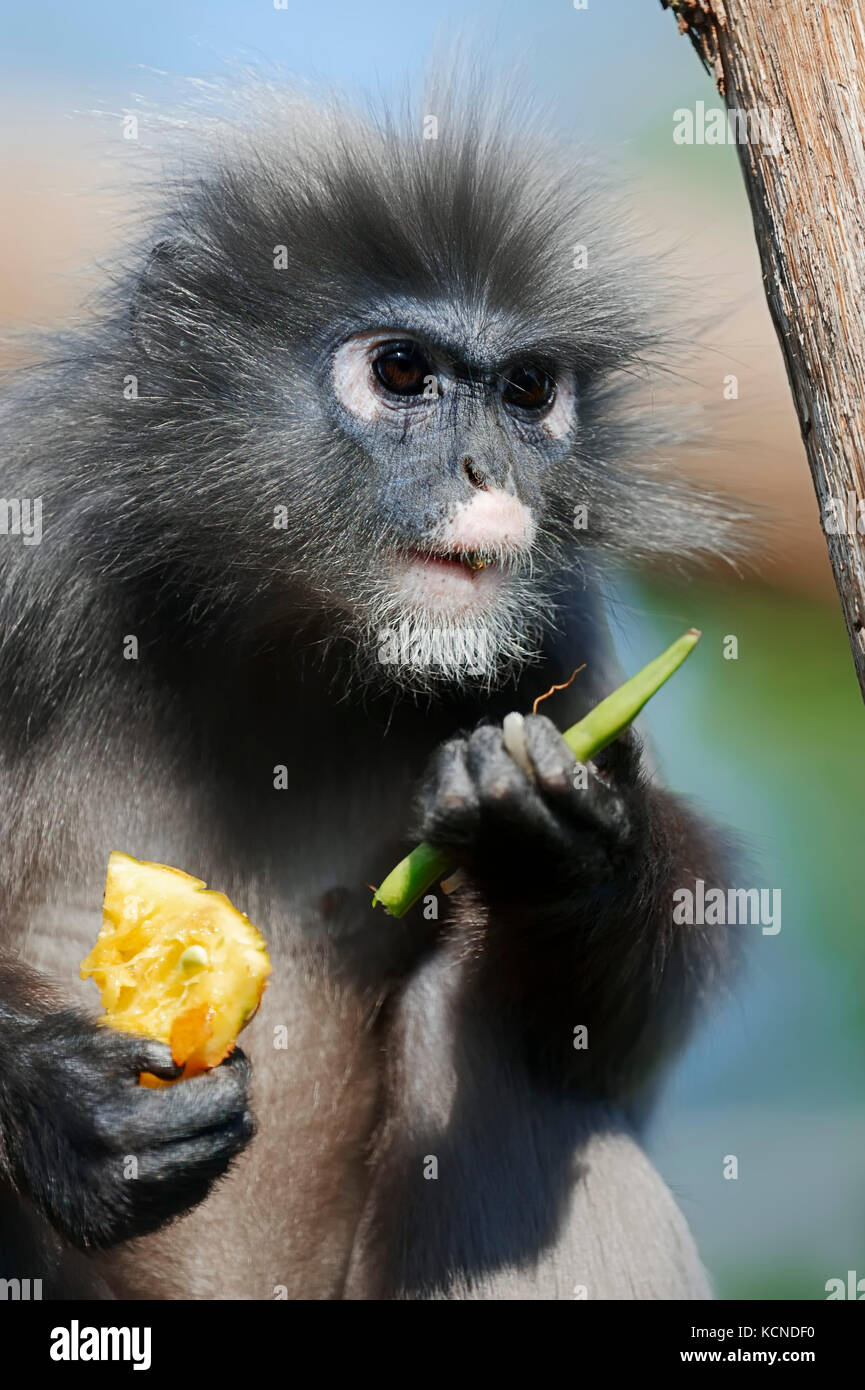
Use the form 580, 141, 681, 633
361, 570, 550, 689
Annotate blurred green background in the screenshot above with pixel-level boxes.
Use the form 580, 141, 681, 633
1, 0, 862, 1299
616, 576, 865, 1300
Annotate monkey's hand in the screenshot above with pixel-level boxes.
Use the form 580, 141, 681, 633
416, 714, 648, 907
415, 714, 731, 1095
0, 1006, 253, 1250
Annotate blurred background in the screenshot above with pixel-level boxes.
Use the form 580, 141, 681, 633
1, 0, 862, 1300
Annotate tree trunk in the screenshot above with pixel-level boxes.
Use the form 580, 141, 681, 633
661, 0, 865, 701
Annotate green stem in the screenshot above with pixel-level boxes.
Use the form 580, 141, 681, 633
371, 628, 701, 918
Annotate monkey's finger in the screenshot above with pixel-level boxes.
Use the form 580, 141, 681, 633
522, 714, 579, 802
109, 1117, 256, 1236
211, 1045, 250, 1076
83, 1028, 182, 1082
95, 1050, 252, 1149
416, 737, 481, 848
136, 1112, 255, 1187
522, 714, 632, 843
128, 1038, 183, 1081
466, 725, 570, 850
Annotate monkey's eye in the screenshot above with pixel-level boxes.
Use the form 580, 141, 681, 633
372, 342, 431, 397
502, 363, 556, 413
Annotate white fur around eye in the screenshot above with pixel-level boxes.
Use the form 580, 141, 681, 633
541, 370, 577, 440
331, 331, 391, 421
332, 330, 441, 421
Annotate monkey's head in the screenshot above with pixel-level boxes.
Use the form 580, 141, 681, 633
82, 83, 727, 693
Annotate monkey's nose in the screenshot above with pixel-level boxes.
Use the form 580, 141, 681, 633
462, 456, 490, 491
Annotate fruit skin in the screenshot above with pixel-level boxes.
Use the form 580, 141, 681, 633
81, 852, 271, 1080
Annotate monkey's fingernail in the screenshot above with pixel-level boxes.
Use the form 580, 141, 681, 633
440, 868, 468, 895
502, 711, 535, 782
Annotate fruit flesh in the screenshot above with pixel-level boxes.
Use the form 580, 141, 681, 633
81, 852, 271, 1079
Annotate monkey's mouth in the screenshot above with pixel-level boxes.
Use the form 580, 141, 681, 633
414, 546, 491, 575
388, 546, 505, 613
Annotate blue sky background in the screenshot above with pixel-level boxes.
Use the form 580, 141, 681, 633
1, 0, 710, 143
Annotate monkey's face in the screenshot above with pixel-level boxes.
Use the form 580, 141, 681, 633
319, 303, 579, 688
120, 106, 674, 692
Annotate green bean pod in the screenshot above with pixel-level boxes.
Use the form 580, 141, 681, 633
371, 627, 701, 918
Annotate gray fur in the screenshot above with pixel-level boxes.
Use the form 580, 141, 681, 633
0, 76, 735, 1299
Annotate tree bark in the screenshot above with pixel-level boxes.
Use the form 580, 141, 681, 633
660, 0, 865, 701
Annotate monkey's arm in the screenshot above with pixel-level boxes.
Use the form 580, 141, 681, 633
415, 717, 733, 1099
345, 733, 723, 1299
0, 952, 254, 1249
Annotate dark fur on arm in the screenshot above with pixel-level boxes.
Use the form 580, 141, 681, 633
466, 789, 731, 1098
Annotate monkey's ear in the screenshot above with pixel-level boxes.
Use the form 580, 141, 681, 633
130, 238, 197, 357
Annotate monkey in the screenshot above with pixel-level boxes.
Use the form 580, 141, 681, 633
0, 78, 738, 1300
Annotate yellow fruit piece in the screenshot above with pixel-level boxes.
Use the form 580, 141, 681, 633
81, 852, 271, 1080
